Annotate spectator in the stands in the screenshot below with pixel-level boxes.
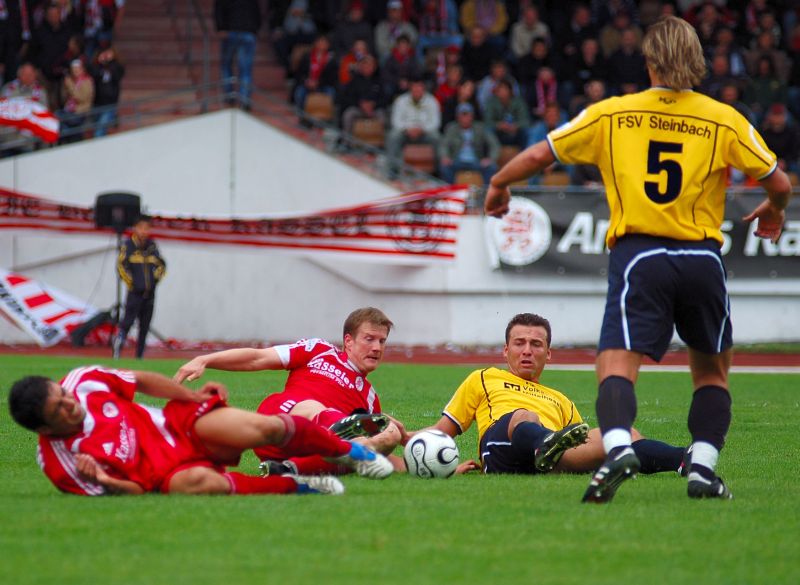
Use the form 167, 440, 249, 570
271, 0, 317, 76
760, 102, 800, 175
89, 45, 125, 137
1, 62, 48, 105
707, 26, 746, 78
607, 27, 647, 94
525, 101, 569, 183
434, 63, 462, 107
718, 82, 756, 125
385, 76, 441, 175
700, 52, 739, 100
416, 0, 462, 64
745, 29, 791, 84
565, 37, 608, 101
0, 0, 32, 85
509, 6, 550, 62
591, 0, 638, 29
461, 26, 497, 82
556, 3, 597, 64
332, 1, 373, 57
340, 54, 387, 136
527, 65, 558, 119
214, 0, 261, 110
59, 58, 94, 143
30, 4, 73, 111
483, 76, 529, 148
293, 33, 338, 110
338, 38, 369, 86
693, 1, 723, 48
459, 0, 508, 55
374, 0, 417, 64
80, 0, 126, 59
441, 77, 480, 130
380, 33, 421, 101
787, 23, 800, 119
744, 54, 788, 123
598, 9, 641, 58
476, 59, 519, 114
568, 77, 605, 118
438, 101, 499, 185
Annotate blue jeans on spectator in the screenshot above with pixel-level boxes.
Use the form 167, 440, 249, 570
94, 106, 117, 137
221, 31, 256, 108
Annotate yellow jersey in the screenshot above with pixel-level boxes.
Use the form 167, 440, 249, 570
442, 367, 582, 443
547, 87, 778, 247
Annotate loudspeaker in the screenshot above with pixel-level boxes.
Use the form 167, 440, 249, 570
95, 192, 141, 232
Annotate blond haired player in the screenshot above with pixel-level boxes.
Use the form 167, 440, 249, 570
485, 16, 792, 502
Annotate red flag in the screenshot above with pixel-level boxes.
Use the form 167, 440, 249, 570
0, 97, 60, 143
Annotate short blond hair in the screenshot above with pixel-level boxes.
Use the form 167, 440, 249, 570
343, 307, 393, 338
641, 16, 706, 90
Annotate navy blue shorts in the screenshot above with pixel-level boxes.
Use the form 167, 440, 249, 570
599, 235, 732, 362
479, 412, 540, 475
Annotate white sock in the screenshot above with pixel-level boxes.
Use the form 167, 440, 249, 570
602, 428, 632, 454
690, 441, 719, 472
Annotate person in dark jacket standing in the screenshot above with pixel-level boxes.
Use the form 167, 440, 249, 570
113, 216, 166, 359
89, 46, 125, 137
214, 0, 261, 110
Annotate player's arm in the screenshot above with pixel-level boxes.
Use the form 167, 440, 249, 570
75, 454, 145, 495
743, 168, 793, 243
485, 140, 555, 217
174, 347, 283, 383
135, 370, 227, 402
406, 415, 461, 439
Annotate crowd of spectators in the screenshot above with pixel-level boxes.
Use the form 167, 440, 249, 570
268, 0, 800, 185
0, 0, 126, 150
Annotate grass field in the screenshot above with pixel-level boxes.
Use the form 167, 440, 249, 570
1, 354, 798, 585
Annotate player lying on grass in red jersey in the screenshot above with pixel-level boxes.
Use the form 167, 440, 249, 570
8, 366, 392, 496
174, 307, 408, 476
419, 313, 686, 477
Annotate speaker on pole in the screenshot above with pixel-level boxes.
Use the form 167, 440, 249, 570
95, 192, 141, 233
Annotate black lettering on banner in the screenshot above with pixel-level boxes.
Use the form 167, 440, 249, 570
645, 140, 683, 203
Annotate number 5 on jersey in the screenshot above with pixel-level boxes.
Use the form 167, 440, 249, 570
645, 140, 683, 203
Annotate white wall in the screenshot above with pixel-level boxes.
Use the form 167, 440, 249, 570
1, 111, 798, 346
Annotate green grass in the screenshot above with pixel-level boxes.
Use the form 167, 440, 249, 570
1, 355, 798, 585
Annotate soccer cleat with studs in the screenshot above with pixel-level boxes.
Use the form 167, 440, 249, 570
287, 474, 345, 495
582, 446, 640, 504
687, 475, 733, 500
329, 441, 393, 479
329, 413, 390, 440
259, 459, 298, 477
534, 422, 590, 472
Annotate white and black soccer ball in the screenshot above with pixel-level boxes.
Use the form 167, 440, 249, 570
403, 430, 459, 479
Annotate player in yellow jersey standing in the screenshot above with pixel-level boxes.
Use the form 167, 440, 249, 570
427, 313, 686, 477
485, 16, 792, 502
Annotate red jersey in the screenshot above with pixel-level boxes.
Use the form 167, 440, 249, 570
37, 366, 225, 495
261, 338, 381, 415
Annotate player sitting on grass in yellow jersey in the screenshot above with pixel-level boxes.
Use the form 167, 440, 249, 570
425, 313, 686, 475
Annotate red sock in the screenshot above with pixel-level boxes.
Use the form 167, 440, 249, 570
288, 455, 350, 476
224, 472, 297, 494
311, 408, 347, 428
278, 414, 351, 458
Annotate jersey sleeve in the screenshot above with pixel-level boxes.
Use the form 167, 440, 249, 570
37, 441, 106, 496
442, 370, 484, 434
720, 112, 778, 180
275, 338, 332, 369
547, 101, 609, 166
62, 366, 136, 401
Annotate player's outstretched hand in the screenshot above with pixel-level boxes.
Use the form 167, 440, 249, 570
456, 460, 480, 474
484, 184, 511, 218
196, 382, 228, 402
174, 358, 205, 383
743, 199, 785, 243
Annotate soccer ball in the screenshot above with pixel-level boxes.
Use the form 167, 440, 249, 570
403, 430, 459, 479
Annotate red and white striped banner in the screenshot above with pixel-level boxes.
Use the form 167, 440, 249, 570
0, 269, 100, 347
0, 97, 60, 143
0, 186, 469, 263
